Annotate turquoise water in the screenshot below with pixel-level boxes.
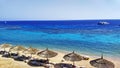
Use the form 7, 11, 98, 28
0, 20, 120, 58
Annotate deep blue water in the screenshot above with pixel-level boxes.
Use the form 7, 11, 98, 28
0, 20, 120, 58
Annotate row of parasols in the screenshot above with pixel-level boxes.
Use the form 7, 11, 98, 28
0, 43, 115, 68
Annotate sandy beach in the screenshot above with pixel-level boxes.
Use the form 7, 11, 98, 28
1, 0, 120, 67
0, 48, 119, 68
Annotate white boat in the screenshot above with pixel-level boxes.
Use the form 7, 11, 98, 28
97, 21, 110, 25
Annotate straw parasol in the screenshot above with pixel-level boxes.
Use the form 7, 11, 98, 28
10, 46, 26, 53
90, 54, 115, 68
63, 51, 83, 65
0, 43, 11, 51
37, 48, 58, 60
23, 46, 39, 57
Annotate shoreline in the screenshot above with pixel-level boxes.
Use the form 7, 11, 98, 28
3, 43, 120, 60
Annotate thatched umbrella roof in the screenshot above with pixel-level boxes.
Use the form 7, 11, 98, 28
63, 51, 83, 65
10, 46, 26, 52
37, 48, 57, 59
23, 47, 39, 56
90, 55, 115, 68
0, 44, 12, 51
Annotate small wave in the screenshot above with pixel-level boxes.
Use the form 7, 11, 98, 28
4, 26, 22, 30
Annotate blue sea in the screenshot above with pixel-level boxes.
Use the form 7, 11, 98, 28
0, 20, 120, 58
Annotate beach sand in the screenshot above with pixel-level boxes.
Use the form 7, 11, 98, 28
0, 48, 119, 68
0, 51, 119, 68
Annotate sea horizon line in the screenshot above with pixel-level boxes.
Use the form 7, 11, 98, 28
0, 19, 120, 21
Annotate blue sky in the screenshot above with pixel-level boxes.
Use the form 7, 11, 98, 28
0, 0, 120, 20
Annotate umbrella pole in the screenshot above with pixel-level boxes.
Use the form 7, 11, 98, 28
46, 57, 49, 61
8, 49, 10, 52
31, 54, 32, 57
46, 53, 49, 61
46, 54, 49, 62
17, 51, 19, 55
73, 61, 75, 66
4, 48, 5, 51
24, 53, 26, 55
